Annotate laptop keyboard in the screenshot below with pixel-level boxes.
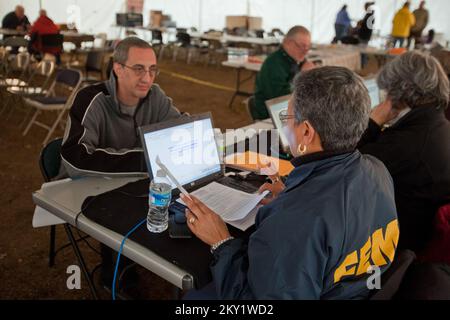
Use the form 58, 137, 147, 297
217, 176, 259, 194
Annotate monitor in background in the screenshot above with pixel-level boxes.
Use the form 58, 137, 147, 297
140, 115, 222, 190
116, 13, 143, 27
265, 94, 291, 152
364, 78, 381, 109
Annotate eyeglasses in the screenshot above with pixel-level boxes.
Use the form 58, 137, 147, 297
292, 40, 311, 52
120, 63, 160, 78
279, 109, 296, 125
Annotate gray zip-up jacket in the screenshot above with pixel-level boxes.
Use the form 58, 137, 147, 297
60, 73, 181, 178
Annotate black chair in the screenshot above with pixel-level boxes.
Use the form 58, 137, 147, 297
39, 137, 63, 267
151, 29, 163, 45
370, 250, 416, 300
253, 29, 265, 38
340, 36, 360, 45
270, 28, 284, 37
150, 29, 165, 58
39, 34, 63, 64
176, 32, 192, 47
173, 32, 197, 63
105, 56, 113, 78
41, 34, 63, 52
39, 138, 99, 299
85, 50, 106, 81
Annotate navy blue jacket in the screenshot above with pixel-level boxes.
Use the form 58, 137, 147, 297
211, 150, 399, 299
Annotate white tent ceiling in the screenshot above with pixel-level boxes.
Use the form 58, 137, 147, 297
1, 0, 449, 44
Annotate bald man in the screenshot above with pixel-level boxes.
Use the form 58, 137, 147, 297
253, 25, 315, 120
2, 5, 31, 31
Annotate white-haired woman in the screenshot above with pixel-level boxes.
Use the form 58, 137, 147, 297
358, 50, 450, 252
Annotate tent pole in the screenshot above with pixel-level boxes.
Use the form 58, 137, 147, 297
310, 0, 315, 39
198, 0, 202, 31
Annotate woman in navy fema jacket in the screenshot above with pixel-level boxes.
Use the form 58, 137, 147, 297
181, 66, 399, 300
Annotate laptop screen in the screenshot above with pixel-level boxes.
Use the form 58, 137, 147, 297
142, 117, 222, 189
265, 95, 290, 150
364, 78, 380, 109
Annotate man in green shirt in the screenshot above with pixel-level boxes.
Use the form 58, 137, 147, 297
253, 25, 315, 119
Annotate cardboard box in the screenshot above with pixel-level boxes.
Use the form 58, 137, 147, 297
226, 15, 263, 31
248, 16, 262, 30
226, 16, 247, 30
150, 10, 163, 28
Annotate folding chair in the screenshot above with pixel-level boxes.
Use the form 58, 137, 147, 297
0, 51, 30, 105
0, 51, 30, 87
22, 68, 82, 146
1, 36, 29, 50
151, 29, 165, 58
2, 59, 56, 120
7, 59, 55, 96
39, 137, 99, 299
0, 48, 9, 79
172, 32, 197, 64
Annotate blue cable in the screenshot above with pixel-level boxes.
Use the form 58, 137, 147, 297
112, 218, 146, 300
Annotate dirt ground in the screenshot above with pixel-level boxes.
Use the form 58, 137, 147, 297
0, 51, 378, 299
0, 55, 254, 300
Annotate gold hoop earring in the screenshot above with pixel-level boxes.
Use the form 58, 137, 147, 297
297, 144, 307, 155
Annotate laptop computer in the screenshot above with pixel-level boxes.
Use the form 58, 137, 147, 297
139, 112, 258, 196
265, 94, 291, 154
363, 78, 381, 109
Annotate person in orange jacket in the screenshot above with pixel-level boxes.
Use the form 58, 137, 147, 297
391, 2, 416, 48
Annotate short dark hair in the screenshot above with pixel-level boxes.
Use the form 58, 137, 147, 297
113, 37, 153, 64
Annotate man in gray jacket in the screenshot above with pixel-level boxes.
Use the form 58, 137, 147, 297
60, 37, 182, 292
61, 37, 182, 178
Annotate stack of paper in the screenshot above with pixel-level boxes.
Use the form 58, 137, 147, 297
177, 181, 268, 231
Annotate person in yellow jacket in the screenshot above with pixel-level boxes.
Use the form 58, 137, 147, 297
392, 2, 415, 48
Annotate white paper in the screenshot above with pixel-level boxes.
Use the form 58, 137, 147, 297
177, 182, 268, 222
32, 206, 66, 228
227, 204, 262, 231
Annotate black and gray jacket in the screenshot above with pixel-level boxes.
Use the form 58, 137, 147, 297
60, 73, 181, 178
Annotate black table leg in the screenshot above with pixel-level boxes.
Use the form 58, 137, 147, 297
64, 224, 99, 300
